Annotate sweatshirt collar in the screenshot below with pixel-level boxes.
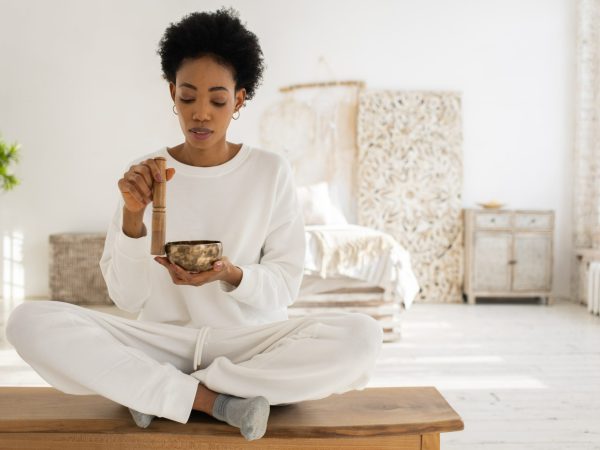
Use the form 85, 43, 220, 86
161, 143, 251, 178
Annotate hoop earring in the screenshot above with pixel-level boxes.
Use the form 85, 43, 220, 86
172, 105, 178, 115
232, 110, 240, 120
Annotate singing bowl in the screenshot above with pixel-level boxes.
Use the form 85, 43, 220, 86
165, 240, 222, 273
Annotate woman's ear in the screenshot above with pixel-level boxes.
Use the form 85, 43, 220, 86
235, 88, 247, 110
169, 82, 176, 102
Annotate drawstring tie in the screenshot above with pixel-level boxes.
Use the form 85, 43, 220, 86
193, 326, 211, 371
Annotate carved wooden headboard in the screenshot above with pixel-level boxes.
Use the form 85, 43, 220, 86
356, 90, 463, 304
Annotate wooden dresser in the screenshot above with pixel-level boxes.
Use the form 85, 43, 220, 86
463, 209, 554, 305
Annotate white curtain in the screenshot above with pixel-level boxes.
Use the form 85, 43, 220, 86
573, 0, 600, 302
575, 0, 600, 250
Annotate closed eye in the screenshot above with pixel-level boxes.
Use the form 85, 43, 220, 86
179, 98, 226, 107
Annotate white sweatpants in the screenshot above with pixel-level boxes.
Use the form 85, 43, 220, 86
6, 301, 383, 424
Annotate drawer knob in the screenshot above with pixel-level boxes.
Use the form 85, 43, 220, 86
530, 219, 536, 224
491, 218, 496, 223
508, 260, 517, 265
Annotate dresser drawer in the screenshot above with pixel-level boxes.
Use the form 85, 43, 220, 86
474, 213, 512, 229
515, 213, 553, 230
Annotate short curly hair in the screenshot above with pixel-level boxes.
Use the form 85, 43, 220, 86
157, 8, 265, 101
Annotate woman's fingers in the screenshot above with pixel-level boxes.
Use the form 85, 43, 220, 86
142, 160, 175, 183
166, 167, 176, 181
155, 257, 186, 284
155, 257, 189, 278
118, 178, 146, 205
131, 166, 153, 194
185, 269, 218, 286
154, 256, 217, 287
124, 171, 152, 201
118, 159, 175, 213
119, 166, 150, 212
143, 158, 163, 182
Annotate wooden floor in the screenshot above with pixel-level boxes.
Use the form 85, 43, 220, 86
1, 297, 600, 449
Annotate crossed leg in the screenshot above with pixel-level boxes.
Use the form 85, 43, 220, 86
6, 300, 383, 438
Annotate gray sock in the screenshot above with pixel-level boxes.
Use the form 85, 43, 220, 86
211, 394, 270, 441
129, 408, 155, 428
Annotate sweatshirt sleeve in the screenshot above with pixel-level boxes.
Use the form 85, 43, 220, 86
99, 196, 153, 314
221, 159, 306, 310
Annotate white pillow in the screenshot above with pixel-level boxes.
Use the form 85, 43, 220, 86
296, 182, 348, 225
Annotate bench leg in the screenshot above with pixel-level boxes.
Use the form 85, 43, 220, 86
422, 433, 440, 450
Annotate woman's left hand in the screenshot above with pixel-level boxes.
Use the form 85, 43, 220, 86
154, 256, 242, 288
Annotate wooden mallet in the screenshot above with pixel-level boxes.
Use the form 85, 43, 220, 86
151, 157, 166, 255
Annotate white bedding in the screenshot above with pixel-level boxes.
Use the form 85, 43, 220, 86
302, 225, 419, 309
299, 275, 382, 296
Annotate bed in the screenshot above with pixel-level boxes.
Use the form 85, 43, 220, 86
286, 182, 419, 341
260, 86, 464, 338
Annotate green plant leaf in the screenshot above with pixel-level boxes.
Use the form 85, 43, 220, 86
0, 135, 21, 192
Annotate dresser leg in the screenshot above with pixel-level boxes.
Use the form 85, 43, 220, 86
467, 295, 475, 305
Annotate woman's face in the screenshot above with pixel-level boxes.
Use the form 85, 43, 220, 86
169, 56, 246, 149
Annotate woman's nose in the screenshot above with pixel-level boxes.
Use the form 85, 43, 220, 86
191, 104, 211, 122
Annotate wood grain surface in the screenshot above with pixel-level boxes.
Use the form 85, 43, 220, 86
0, 433, 425, 450
0, 386, 462, 448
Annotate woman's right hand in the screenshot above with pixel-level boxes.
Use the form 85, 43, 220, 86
118, 158, 176, 213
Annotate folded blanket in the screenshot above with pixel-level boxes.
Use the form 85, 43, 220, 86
304, 225, 419, 309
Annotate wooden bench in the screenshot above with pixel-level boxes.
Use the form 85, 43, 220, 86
0, 386, 463, 449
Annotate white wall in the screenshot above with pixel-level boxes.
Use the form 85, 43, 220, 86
0, 0, 575, 300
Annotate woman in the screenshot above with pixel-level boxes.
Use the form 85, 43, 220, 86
6, 8, 383, 441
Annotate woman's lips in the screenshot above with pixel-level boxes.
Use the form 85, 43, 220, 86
189, 130, 213, 141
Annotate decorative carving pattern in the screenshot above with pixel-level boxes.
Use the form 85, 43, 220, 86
356, 91, 464, 303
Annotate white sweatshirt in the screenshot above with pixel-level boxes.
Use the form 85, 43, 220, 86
99, 144, 306, 329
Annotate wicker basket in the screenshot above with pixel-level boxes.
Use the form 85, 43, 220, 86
49, 233, 113, 305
